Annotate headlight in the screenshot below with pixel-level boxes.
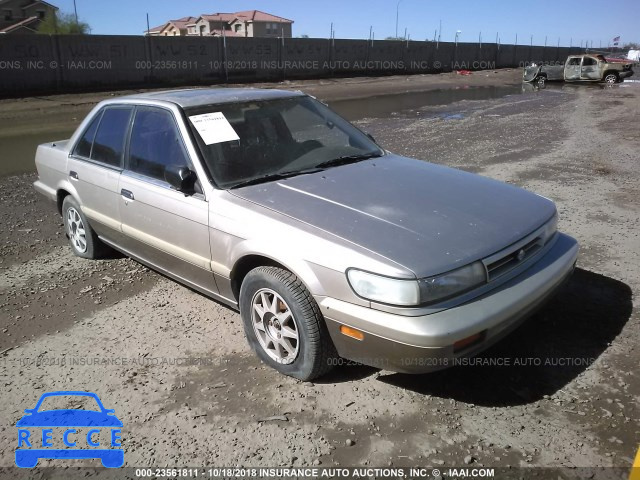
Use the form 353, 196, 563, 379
418, 261, 486, 304
347, 262, 487, 307
347, 269, 420, 306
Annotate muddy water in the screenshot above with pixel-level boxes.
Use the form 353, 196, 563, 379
0, 85, 525, 178
330, 84, 525, 120
2, 128, 75, 177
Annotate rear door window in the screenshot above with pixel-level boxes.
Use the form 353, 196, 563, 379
90, 107, 133, 168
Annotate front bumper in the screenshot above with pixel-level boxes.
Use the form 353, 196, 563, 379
619, 70, 634, 79
320, 232, 579, 373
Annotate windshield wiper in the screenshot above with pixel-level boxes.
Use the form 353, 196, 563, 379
229, 152, 382, 189
229, 167, 324, 189
314, 152, 382, 169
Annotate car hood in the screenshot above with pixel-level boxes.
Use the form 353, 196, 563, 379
16, 410, 123, 427
231, 154, 556, 278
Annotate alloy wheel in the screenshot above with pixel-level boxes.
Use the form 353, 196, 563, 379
251, 288, 300, 364
66, 207, 87, 253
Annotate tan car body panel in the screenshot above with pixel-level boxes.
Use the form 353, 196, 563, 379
33, 90, 579, 373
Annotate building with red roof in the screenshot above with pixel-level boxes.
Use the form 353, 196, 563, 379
147, 9, 293, 38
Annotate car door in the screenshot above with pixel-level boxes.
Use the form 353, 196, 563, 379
117, 105, 218, 296
67, 106, 133, 245
581, 56, 600, 80
564, 57, 581, 81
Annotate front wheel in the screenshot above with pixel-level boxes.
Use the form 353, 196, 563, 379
604, 73, 618, 84
240, 266, 337, 381
535, 75, 546, 87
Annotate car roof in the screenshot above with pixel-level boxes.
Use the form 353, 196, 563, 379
120, 87, 306, 108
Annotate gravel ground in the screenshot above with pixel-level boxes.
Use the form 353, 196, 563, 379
0, 72, 638, 478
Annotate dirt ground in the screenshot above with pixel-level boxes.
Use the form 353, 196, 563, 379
0, 70, 639, 478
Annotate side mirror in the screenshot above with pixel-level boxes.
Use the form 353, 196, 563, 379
165, 165, 197, 194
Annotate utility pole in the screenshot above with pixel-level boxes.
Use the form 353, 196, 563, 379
395, 0, 403, 39
146, 13, 150, 36
73, 0, 78, 23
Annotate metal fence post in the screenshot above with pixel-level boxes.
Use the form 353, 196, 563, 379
222, 32, 228, 83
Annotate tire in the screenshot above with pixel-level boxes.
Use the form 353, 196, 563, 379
535, 75, 546, 87
240, 266, 337, 381
604, 73, 618, 84
61, 196, 110, 259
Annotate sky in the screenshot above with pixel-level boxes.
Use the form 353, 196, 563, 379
55, 0, 640, 48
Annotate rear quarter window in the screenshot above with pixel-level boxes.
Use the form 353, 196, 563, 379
74, 112, 102, 158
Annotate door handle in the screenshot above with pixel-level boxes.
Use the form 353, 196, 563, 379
69, 171, 78, 180
121, 189, 134, 201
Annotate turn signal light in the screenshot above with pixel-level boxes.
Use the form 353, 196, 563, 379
453, 331, 485, 352
340, 325, 364, 341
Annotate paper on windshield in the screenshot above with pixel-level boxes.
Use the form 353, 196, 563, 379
189, 112, 240, 145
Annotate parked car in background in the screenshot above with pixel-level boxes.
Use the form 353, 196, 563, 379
524, 54, 634, 85
33, 88, 579, 380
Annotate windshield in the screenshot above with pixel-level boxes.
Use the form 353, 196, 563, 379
185, 95, 384, 189
37, 395, 101, 412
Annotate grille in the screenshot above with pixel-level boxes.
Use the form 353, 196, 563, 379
485, 236, 542, 281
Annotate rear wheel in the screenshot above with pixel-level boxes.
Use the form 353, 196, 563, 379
62, 196, 110, 259
240, 266, 336, 381
535, 75, 546, 87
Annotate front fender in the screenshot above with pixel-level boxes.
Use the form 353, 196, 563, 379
230, 239, 328, 297
228, 239, 371, 308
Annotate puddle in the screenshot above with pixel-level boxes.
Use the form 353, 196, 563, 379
437, 112, 465, 120
1, 128, 74, 177
1, 84, 530, 178
330, 85, 524, 121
